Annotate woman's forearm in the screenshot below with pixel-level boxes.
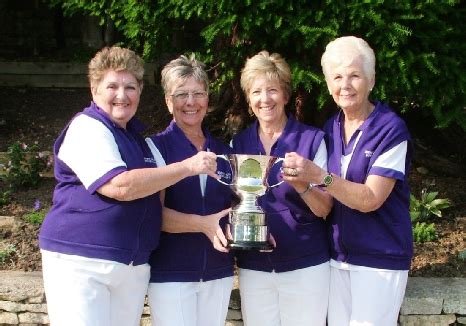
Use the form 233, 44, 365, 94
97, 162, 192, 201
300, 187, 333, 218
325, 174, 396, 213
97, 151, 219, 201
162, 207, 203, 233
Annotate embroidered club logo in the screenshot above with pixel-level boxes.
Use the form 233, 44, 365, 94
364, 150, 374, 158
144, 157, 157, 164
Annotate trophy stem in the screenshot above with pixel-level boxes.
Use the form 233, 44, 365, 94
235, 193, 262, 213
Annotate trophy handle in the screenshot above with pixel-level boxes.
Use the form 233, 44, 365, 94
265, 157, 284, 188
216, 154, 235, 186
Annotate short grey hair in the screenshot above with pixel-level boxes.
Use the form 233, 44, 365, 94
161, 54, 209, 95
321, 36, 375, 81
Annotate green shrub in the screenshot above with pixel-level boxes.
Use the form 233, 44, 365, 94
410, 190, 452, 222
24, 210, 46, 225
458, 250, 466, 261
0, 244, 16, 264
1, 142, 49, 190
412, 222, 437, 243
410, 189, 451, 244
23, 200, 47, 225
46, 0, 466, 132
0, 190, 12, 207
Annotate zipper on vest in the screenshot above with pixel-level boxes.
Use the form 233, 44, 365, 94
338, 204, 348, 262
199, 195, 208, 282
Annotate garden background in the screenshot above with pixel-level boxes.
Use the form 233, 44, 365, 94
0, 0, 465, 276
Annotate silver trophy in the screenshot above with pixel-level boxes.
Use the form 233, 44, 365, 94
216, 154, 283, 250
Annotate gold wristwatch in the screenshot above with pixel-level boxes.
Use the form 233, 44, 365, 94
319, 173, 334, 187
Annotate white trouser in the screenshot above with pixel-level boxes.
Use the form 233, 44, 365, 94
147, 276, 234, 326
239, 262, 330, 326
328, 265, 408, 326
41, 250, 150, 326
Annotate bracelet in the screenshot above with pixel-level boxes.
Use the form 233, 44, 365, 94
297, 183, 314, 196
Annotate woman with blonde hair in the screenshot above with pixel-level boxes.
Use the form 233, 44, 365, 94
232, 50, 332, 326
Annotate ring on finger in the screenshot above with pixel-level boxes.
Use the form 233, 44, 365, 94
288, 168, 299, 176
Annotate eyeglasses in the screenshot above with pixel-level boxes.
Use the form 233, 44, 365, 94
170, 91, 208, 101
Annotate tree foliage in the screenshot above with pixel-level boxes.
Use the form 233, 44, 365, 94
46, 0, 466, 133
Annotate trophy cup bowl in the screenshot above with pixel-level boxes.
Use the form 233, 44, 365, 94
217, 154, 283, 250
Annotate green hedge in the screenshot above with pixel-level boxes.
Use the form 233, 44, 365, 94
48, 0, 466, 132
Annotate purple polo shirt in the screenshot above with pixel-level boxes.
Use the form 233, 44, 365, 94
232, 115, 330, 272
147, 121, 235, 282
39, 102, 162, 265
324, 101, 413, 270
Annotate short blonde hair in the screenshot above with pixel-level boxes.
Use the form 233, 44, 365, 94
240, 51, 291, 103
161, 54, 209, 95
321, 36, 375, 81
88, 46, 145, 88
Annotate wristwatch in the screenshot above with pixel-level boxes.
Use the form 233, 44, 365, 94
320, 173, 334, 187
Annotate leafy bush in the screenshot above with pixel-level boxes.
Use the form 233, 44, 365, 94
410, 190, 452, 222
23, 200, 47, 225
46, 0, 466, 133
0, 190, 12, 207
459, 250, 466, 261
412, 222, 437, 243
0, 244, 16, 265
410, 189, 451, 243
1, 142, 50, 190
24, 210, 47, 225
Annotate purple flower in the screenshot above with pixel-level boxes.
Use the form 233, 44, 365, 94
34, 199, 41, 211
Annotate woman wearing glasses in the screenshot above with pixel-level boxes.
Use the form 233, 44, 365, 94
145, 54, 235, 326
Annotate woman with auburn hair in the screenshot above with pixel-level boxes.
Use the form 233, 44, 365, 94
39, 47, 218, 326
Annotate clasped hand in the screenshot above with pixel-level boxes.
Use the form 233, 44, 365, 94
184, 151, 219, 179
281, 152, 324, 190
